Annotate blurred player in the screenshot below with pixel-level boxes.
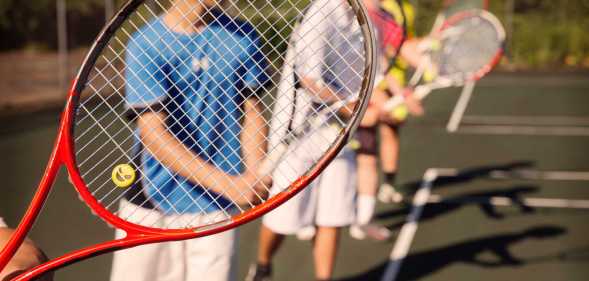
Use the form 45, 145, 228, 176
246, 0, 365, 280
0, 217, 53, 281
110, 1, 269, 281
350, 0, 424, 240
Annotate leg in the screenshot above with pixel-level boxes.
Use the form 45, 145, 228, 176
357, 154, 379, 198
313, 227, 340, 280
354, 127, 379, 227
378, 124, 405, 203
257, 225, 285, 266
379, 123, 399, 175
245, 222, 289, 281
313, 149, 356, 278
248, 157, 317, 280
350, 129, 392, 241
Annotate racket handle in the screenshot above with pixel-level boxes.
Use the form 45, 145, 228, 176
413, 85, 432, 101
382, 95, 405, 112
258, 143, 288, 176
382, 85, 432, 112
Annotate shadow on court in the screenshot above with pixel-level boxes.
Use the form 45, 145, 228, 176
398, 161, 536, 196
335, 226, 566, 281
376, 185, 539, 230
524, 246, 589, 264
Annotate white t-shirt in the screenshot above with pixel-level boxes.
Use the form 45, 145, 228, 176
269, 0, 366, 149
293, 0, 365, 99
0, 217, 7, 228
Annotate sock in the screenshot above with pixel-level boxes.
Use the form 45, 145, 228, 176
356, 194, 376, 225
384, 172, 397, 184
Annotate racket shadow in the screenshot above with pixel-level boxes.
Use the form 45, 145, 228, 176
400, 160, 536, 194
376, 185, 539, 230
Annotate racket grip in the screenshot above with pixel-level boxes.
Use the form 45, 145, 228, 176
382, 95, 404, 112
413, 85, 431, 100
258, 143, 288, 176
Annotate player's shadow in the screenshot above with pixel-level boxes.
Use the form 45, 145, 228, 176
401, 160, 536, 195
336, 225, 566, 281
377, 185, 539, 229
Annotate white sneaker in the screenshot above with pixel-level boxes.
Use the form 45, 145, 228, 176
378, 183, 404, 204
296, 226, 316, 241
349, 224, 392, 241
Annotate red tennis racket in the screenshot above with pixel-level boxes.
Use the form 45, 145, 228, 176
383, 9, 505, 112
0, 0, 377, 280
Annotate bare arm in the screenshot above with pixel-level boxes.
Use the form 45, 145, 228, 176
300, 77, 341, 103
400, 38, 427, 69
241, 97, 268, 171
0, 228, 52, 281
137, 112, 261, 205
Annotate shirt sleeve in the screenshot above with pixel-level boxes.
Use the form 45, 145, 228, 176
294, 0, 330, 82
125, 34, 169, 109
240, 33, 269, 94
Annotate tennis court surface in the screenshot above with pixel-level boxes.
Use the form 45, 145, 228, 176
234, 73, 589, 281
2, 72, 587, 281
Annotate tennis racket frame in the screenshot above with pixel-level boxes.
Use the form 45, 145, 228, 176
0, 0, 378, 279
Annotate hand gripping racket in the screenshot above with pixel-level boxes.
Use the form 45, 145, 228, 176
0, 0, 376, 279
383, 8, 505, 112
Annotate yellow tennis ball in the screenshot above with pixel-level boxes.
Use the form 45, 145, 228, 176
430, 39, 442, 51
112, 164, 136, 189
423, 69, 436, 82
391, 105, 409, 122
348, 139, 361, 150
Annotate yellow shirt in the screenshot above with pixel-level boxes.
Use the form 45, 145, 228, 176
377, 0, 415, 90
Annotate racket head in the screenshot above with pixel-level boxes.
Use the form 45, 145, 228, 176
442, 0, 489, 16
432, 9, 505, 83
63, 0, 376, 237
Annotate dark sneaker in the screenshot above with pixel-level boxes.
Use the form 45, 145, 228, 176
245, 263, 272, 281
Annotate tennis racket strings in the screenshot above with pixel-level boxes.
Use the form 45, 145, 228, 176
433, 10, 504, 81
73, 0, 373, 231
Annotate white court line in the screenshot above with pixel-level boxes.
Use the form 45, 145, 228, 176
457, 125, 589, 136
447, 81, 476, 133
462, 115, 589, 126
427, 194, 589, 209
380, 169, 439, 281
489, 170, 589, 181
380, 167, 589, 281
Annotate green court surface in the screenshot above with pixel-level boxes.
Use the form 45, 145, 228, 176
1, 72, 588, 280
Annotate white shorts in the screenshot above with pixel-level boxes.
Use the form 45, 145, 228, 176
110, 200, 238, 281
0, 217, 6, 228
263, 147, 357, 235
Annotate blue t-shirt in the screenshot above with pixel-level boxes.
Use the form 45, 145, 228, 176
125, 12, 268, 215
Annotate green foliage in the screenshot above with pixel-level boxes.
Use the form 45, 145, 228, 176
413, 0, 589, 69
501, 0, 589, 68
0, 0, 124, 50
0, 0, 587, 69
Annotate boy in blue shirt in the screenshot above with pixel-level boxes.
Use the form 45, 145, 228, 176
111, 1, 269, 280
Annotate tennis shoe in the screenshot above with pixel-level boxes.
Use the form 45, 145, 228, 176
378, 183, 404, 204
245, 263, 272, 281
296, 225, 317, 241
349, 224, 392, 241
